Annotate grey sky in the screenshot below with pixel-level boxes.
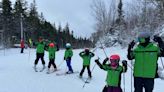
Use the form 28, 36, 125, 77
1, 0, 133, 38
8, 0, 95, 38
35, 0, 94, 38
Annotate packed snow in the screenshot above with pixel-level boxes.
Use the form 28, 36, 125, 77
0, 47, 164, 92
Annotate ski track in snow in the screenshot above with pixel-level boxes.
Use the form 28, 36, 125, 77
0, 48, 164, 92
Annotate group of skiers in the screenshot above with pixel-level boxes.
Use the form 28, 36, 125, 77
32, 37, 59, 72
27, 31, 164, 92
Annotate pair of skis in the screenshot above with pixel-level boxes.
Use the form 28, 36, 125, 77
33, 67, 92, 84
33, 67, 78, 75
79, 76, 92, 84
34, 67, 60, 74
46, 69, 60, 74
56, 71, 92, 83
56, 71, 79, 76
34, 67, 45, 72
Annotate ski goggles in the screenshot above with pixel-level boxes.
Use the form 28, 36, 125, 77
138, 38, 146, 43
110, 59, 119, 63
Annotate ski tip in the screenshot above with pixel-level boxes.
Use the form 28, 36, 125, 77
85, 81, 90, 83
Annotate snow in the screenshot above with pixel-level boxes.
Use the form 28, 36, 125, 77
0, 47, 164, 92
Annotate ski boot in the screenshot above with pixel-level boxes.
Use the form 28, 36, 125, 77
66, 71, 73, 74
33, 65, 38, 72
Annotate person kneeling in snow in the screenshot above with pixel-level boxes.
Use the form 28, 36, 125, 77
79, 48, 95, 78
95, 55, 127, 92
64, 43, 73, 74
46, 42, 59, 73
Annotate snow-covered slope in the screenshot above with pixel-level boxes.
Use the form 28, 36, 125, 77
0, 48, 164, 92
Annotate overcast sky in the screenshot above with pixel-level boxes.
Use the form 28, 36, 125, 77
7, 0, 94, 38
1, 0, 133, 38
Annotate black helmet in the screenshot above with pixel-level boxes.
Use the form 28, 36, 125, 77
85, 48, 90, 55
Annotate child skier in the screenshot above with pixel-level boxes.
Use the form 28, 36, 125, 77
95, 54, 127, 92
33, 37, 46, 71
47, 42, 59, 73
79, 48, 95, 78
64, 43, 73, 74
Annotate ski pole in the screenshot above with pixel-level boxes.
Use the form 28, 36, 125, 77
123, 73, 126, 92
82, 64, 96, 88
28, 47, 31, 62
160, 57, 164, 69
57, 59, 65, 68
91, 47, 98, 52
127, 63, 133, 70
28, 38, 33, 62
100, 39, 134, 70
82, 48, 99, 88
3, 44, 5, 56
83, 57, 99, 88
130, 60, 133, 92
99, 40, 108, 57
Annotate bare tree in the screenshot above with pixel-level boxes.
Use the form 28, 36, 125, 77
91, 0, 118, 43
91, 0, 164, 47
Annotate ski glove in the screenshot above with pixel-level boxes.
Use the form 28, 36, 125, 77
67, 57, 71, 60
56, 45, 59, 51
104, 57, 109, 62
127, 40, 135, 59
122, 60, 127, 66
128, 40, 135, 49
153, 36, 164, 56
95, 59, 99, 63
95, 59, 104, 69
89, 52, 95, 57
103, 58, 109, 65
122, 60, 128, 72
153, 35, 162, 43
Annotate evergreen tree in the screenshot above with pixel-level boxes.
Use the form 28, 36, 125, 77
116, 0, 127, 47
26, 0, 40, 40
2, 0, 13, 46
0, 2, 3, 30
0, 0, 94, 48
13, 0, 27, 41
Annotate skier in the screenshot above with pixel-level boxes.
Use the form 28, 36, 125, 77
64, 43, 73, 74
20, 39, 25, 53
79, 48, 95, 78
47, 42, 59, 73
33, 37, 46, 71
127, 32, 164, 92
95, 54, 127, 92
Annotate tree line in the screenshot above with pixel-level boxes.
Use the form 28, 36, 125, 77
0, 0, 93, 48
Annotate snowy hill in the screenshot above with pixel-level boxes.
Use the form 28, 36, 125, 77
0, 48, 164, 92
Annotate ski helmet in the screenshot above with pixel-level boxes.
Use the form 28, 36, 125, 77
38, 37, 43, 42
138, 32, 150, 43
66, 43, 71, 48
49, 43, 55, 48
109, 54, 120, 63
84, 48, 90, 55
109, 54, 120, 67
85, 48, 90, 52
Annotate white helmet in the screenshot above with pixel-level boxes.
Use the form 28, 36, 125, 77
66, 43, 71, 48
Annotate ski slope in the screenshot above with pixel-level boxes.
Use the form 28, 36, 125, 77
0, 47, 164, 92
